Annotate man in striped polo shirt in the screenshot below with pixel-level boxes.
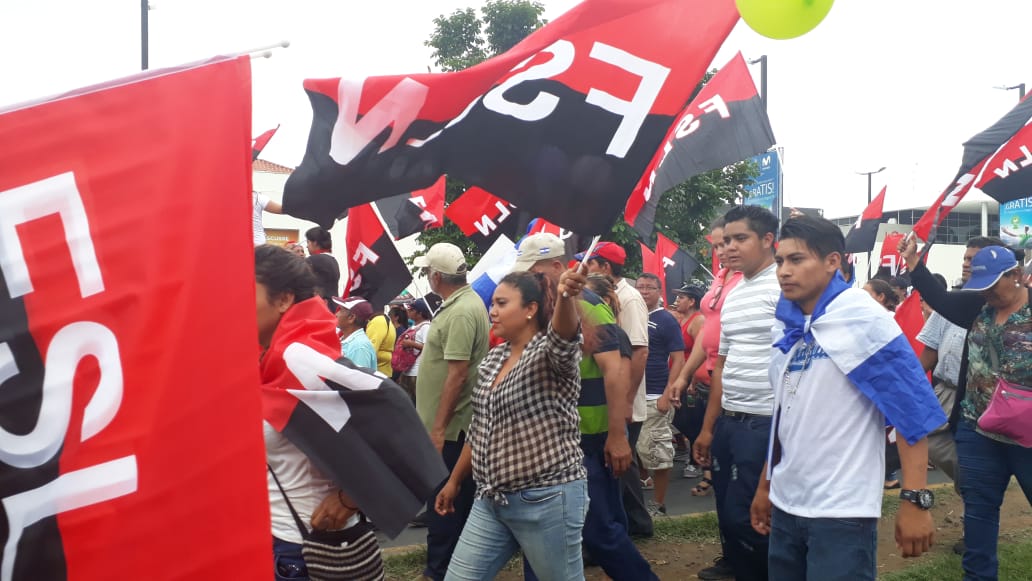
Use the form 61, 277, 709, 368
693, 205, 780, 581
517, 233, 658, 581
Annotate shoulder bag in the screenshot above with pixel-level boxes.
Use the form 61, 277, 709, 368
268, 465, 385, 580
980, 341, 1032, 447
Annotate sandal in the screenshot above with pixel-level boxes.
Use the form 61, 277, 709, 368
691, 477, 714, 496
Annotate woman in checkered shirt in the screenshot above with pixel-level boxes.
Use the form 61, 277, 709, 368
435, 269, 588, 581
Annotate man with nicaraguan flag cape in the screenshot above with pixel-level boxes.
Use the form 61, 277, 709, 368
256, 245, 447, 550
749, 215, 944, 581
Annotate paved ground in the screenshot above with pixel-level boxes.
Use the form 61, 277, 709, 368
381, 453, 952, 548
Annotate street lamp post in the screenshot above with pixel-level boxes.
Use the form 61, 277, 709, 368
856, 166, 887, 280
995, 83, 1026, 100
748, 55, 768, 111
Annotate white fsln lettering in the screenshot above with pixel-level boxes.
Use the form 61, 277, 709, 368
674, 95, 730, 139
0, 173, 104, 299
992, 145, 1032, 179
330, 78, 430, 166
351, 242, 380, 267
1, 456, 137, 581
483, 40, 576, 122
282, 342, 386, 431
585, 43, 670, 158
942, 173, 975, 208
662, 257, 676, 269
408, 196, 438, 225
473, 202, 513, 236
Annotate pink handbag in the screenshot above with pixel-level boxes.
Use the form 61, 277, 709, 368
979, 343, 1032, 447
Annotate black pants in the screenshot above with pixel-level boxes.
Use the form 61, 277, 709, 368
620, 421, 653, 537
423, 433, 475, 581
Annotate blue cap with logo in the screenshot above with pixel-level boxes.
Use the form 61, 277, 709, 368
963, 245, 1018, 291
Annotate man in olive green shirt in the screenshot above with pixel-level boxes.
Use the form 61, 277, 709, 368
413, 242, 490, 581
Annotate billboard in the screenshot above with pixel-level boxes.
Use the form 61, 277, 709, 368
1000, 196, 1032, 249
744, 149, 782, 218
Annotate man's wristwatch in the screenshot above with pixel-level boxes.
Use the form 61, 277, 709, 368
900, 489, 935, 510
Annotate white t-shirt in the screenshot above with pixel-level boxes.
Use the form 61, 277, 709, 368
253, 192, 270, 245
615, 278, 650, 422
404, 322, 431, 377
917, 312, 966, 385
718, 262, 780, 415
264, 422, 358, 543
767, 338, 886, 519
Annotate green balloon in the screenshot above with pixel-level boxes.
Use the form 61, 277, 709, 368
736, 0, 835, 40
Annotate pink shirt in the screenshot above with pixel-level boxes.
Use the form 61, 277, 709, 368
695, 268, 744, 385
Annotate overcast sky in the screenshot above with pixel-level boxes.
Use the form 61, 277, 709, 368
2, 0, 1028, 219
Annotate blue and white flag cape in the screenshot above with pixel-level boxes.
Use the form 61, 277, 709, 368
770, 272, 946, 446
469, 234, 517, 309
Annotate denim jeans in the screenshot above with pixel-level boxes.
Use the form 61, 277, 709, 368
425, 434, 475, 581
768, 507, 877, 581
956, 420, 1032, 581
711, 413, 771, 581
524, 437, 658, 581
620, 421, 653, 537
272, 537, 308, 580
445, 479, 588, 581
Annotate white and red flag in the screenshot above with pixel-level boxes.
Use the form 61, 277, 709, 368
0, 57, 271, 579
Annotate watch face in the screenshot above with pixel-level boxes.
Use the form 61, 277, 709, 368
919, 490, 934, 509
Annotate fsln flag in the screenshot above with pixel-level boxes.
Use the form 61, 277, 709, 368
844, 186, 887, 253
656, 234, 700, 305
376, 176, 446, 240
282, 0, 739, 234
895, 291, 929, 364
879, 232, 908, 276
913, 95, 1032, 242
625, 52, 776, 237
525, 217, 580, 258
445, 186, 524, 249
260, 298, 448, 539
0, 57, 270, 579
344, 203, 413, 308
252, 124, 280, 161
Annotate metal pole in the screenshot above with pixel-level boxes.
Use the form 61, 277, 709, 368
141, 0, 149, 70
1020, 83, 1027, 100
748, 55, 768, 111
866, 173, 872, 280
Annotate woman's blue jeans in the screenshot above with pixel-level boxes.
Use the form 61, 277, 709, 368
445, 479, 588, 581
955, 420, 1032, 580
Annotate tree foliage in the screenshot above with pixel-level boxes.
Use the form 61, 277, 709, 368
416, 2, 760, 278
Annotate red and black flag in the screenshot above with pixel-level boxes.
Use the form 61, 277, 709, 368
375, 176, 446, 240
625, 52, 776, 237
844, 186, 887, 253
914, 95, 1032, 242
445, 186, 525, 249
0, 57, 273, 578
261, 297, 448, 539
282, 0, 739, 234
525, 217, 580, 258
655, 233, 700, 305
344, 203, 413, 308
252, 124, 279, 161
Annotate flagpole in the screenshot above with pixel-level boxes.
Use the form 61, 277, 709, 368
141, 0, 150, 70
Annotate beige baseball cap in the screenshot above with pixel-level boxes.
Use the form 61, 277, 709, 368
413, 242, 468, 275
512, 233, 567, 272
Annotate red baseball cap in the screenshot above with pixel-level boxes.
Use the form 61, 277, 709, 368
589, 242, 626, 266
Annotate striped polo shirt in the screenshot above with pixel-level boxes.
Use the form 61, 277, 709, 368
718, 262, 780, 415
578, 290, 624, 435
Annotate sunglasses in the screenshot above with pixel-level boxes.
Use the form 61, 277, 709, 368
707, 283, 725, 311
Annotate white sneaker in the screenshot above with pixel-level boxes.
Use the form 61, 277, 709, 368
683, 464, 702, 479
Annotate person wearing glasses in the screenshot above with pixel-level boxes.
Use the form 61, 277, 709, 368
668, 216, 742, 580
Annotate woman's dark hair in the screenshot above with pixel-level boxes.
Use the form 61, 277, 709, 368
305, 226, 333, 251
586, 274, 620, 319
498, 271, 555, 331
779, 215, 845, 258
865, 278, 899, 311
255, 244, 317, 302
389, 306, 410, 329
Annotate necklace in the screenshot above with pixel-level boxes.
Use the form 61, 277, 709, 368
783, 341, 817, 409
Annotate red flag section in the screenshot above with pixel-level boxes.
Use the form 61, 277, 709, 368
376, 175, 446, 240
445, 186, 521, 247
895, 291, 928, 360
0, 57, 269, 579
879, 232, 907, 276
283, 0, 740, 234
344, 203, 413, 308
625, 52, 776, 237
252, 124, 279, 161
844, 186, 887, 254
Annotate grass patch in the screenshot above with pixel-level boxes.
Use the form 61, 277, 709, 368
651, 511, 721, 544
882, 485, 955, 517
384, 546, 425, 580
880, 530, 1032, 580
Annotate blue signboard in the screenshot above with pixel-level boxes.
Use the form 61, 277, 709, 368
1000, 196, 1032, 249
743, 150, 781, 218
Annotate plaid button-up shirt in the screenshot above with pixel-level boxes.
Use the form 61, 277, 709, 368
469, 325, 586, 503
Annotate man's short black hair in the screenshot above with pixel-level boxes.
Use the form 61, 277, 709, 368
966, 236, 1005, 250
778, 215, 844, 259
724, 205, 779, 240
591, 257, 623, 278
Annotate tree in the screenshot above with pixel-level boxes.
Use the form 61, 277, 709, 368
416, 2, 759, 277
